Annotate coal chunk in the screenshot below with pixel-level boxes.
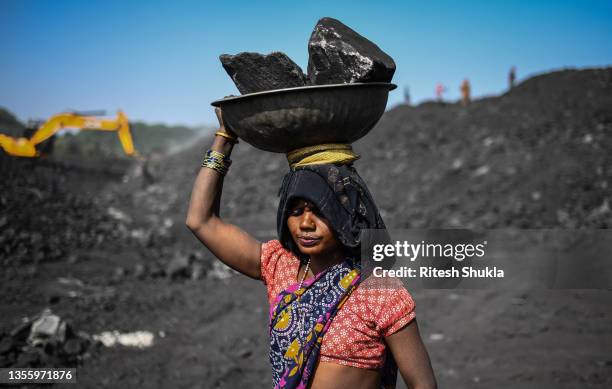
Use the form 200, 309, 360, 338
220, 52, 307, 94
307, 17, 396, 84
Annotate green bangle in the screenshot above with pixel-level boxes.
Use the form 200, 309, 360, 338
203, 149, 231, 164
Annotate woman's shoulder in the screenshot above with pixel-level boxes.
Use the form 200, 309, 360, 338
260, 239, 299, 286
262, 239, 285, 255
261, 239, 297, 261
350, 276, 416, 335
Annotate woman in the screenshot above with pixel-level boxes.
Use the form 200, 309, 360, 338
186, 108, 437, 389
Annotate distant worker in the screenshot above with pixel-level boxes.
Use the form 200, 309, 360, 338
404, 86, 411, 105
435, 82, 446, 102
508, 66, 516, 89
460, 79, 471, 106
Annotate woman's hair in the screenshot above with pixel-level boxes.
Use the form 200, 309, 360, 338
277, 163, 386, 262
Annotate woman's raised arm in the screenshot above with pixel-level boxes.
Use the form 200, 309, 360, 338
185, 108, 262, 279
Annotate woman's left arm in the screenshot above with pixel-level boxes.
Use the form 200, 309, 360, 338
385, 319, 437, 389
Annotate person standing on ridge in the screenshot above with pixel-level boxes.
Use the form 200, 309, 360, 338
460, 79, 471, 106
403, 86, 411, 105
509, 66, 516, 89
435, 82, 446, 102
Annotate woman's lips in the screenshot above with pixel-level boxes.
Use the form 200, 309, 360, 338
297, 236, 321, 247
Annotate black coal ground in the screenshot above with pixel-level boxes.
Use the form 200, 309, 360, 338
1, 68, 611, 388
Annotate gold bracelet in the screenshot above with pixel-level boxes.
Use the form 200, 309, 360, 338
215, 131, 238, 144
201, 157, 229, 175
201, 156, 229, 169
206, 149, 229, 161
201, 149, 231, 175
202, 160, 228, 175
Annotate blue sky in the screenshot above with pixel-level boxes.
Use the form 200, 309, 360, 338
1, 0, 611, 126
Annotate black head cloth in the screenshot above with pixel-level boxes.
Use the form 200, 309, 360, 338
277, 163, 386, 262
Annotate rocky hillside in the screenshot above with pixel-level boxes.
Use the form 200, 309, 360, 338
1, 67, 611, 389
2, 67, 610, 268
356, 67, 612, 229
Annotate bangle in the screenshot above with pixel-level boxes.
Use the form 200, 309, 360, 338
202, 160, 228, 175
201, 149, 232, 176
215, 131, 238, 144
202, 158, 229, 175
206, 149, 230, 162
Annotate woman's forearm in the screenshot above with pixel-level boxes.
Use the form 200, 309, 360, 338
185, 135, 234, 228
185, 121, 262, 279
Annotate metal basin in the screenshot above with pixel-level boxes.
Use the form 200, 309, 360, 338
211, 83, 396, 153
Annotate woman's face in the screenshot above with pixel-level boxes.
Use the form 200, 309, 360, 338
286, 198, 343, 258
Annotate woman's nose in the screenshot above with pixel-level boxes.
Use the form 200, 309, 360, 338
299, 211, 316, 229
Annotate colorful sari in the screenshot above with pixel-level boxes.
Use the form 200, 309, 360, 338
269, 259, 360, 389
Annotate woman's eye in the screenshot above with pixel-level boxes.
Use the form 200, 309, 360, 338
290, 208, 303, 216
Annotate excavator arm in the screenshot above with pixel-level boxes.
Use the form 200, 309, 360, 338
0, 111, 137, 157
0, 133, 38, 157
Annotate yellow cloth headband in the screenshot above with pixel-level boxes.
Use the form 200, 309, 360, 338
286, 143, 360, 169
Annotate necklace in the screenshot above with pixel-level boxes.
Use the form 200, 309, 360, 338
297, 257, 311, 291
296, 258, 311, 341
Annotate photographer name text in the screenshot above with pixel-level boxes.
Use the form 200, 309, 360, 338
371, 240, 505, 279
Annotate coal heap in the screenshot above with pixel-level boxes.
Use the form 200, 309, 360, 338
0, 158, 126, 266
355, 67, 612, 229
0, 309, 96, 368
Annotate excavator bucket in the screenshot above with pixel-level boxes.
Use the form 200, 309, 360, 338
0, 134, 38, 157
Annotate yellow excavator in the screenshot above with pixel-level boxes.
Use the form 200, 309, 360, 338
0, 110, 137, 158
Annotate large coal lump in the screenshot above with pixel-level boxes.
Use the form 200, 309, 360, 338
220, 52, 307, 94
307, 17, 396, 85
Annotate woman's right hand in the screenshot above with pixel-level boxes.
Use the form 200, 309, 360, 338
211, 107, 238, 155
214, 107, 238, 139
